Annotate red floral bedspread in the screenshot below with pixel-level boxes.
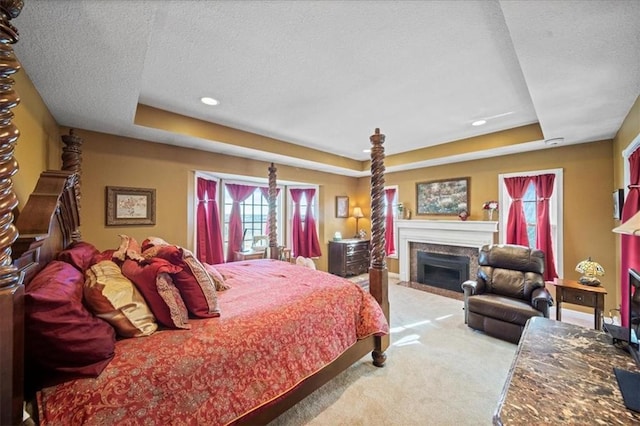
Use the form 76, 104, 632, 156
38, 260, 389, 425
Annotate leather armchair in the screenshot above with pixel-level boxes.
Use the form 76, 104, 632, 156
462, 244, 554, 343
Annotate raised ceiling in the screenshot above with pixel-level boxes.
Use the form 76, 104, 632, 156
12, 0, 640, 176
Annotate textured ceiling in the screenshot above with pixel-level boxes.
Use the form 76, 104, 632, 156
12, 0, 640, 176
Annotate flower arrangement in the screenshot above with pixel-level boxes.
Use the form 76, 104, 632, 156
482, 201, 498, 210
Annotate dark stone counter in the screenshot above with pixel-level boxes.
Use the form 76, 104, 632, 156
494, 317, 640, 425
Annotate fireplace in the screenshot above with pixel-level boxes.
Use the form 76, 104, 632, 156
396, 219, 498, 282
417, 251, 469, 293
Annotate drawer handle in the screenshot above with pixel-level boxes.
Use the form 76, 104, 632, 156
575, 295, 583, 302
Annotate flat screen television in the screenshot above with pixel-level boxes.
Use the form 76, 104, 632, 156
604, 268, 640, 412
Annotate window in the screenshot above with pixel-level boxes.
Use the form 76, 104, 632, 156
222, 185, 276, 252
498, 169, 563, 276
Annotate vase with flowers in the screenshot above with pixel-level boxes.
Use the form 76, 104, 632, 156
482, 201, 498, 221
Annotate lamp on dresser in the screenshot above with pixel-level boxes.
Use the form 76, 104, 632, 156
352, 206, 364, 238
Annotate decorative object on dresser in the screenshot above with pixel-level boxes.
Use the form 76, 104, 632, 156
106, 186, 156, 226
462, 243, 554, 343
548, 278, 606, 330
352, 206, 364, 237
416, 177, 469, 215
335, 195, 349, 218
575, 256, 605, 286
329, 239, 370, 277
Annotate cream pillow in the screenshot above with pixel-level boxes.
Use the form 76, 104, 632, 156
85, 260, 158, 337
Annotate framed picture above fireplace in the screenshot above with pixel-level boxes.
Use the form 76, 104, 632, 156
416, 177, 469, 215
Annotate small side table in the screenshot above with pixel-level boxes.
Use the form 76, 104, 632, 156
234, 250, 265, 261
547, 278, 607, 330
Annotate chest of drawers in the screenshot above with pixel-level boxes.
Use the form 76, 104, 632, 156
328, 239, 370, 277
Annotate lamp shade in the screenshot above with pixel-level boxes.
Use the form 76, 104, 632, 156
352, 207, 364, 218
575, 257, 605, 286
613, 210, 640, 235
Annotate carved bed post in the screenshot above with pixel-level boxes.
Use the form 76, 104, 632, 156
369, 128, 389, 367
0, 0, 24, 424
268, 162, 279, 260
61, 129, 83, 241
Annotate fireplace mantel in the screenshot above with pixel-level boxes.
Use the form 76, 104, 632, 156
396, 219, 498, 281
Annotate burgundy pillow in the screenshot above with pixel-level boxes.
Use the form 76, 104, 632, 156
57, 241, 100, 273
148, 245, 220, 318
24, 260, 116, 381
121, 258, 191, 329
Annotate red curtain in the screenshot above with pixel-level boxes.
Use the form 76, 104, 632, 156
196, 178, 224, 265
535, 174, 558, 281
385, 188, 396, 256
225, 183, 257, 262
289, 188, 305, 257
621, 149, 640, 326
303, 188, 322, 257
504, 176, 531, 246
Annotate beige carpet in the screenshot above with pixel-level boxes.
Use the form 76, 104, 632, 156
269, 278, 517, 426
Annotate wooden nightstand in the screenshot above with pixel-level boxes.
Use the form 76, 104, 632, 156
547, 278, 607, 330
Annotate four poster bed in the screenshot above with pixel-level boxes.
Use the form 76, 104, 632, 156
0, 4, 391, 425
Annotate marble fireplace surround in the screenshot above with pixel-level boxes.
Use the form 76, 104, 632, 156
396, 219, 499, 282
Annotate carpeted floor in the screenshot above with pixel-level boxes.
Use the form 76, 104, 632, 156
269, 276, 516, 425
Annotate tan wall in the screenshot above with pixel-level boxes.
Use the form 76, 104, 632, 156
368, 140, 616, 314
64, 129, 360, 272
13, 70, 61, 206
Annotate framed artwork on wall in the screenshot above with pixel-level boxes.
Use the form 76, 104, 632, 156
335, 196, 349, 218
416, 177, 469, 215
613, 188, 624, 220
106, 186, 156, 226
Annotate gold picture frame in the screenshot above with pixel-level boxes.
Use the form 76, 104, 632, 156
335, 196, 349, 218
416, 177, 469, 215
106, 186, 156, 226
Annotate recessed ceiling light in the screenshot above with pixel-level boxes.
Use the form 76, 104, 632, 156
363, 149, 371, 153
544, 137, 564, 146
200, 97, 219, 106
471, 120, 486, 126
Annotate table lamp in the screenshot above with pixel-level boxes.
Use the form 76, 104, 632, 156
352, 206, 364, 238
575, 257, 605, 286
613, 210, 640, 235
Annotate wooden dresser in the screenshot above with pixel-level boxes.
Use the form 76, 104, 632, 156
328, 239, 370, 277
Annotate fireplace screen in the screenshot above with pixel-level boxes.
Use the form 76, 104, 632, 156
417, 251, 469, 293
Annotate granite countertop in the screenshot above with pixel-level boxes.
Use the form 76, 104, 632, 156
494, 317, 640, 425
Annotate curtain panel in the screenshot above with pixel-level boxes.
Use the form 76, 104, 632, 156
196, 178, 225, 265
385, 188, 396, 256
621, 149, 640, 326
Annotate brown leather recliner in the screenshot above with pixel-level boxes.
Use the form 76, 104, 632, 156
462, 244, 554, 343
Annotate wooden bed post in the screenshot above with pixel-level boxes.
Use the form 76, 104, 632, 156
369, 128, 389, 367
61, 129, 83, 242
0, 1, 25, 424
268, 162, 279, 260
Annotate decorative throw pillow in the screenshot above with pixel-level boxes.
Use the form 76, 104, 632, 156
113, 234, 145, 262
145, 245, 220, 318
203, 262, 231, 291
24, 260, 116, 380
296, 256, 317, 270
57, 241, 100, 273
85, 260, 158, 337
121, 258, 190, 329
